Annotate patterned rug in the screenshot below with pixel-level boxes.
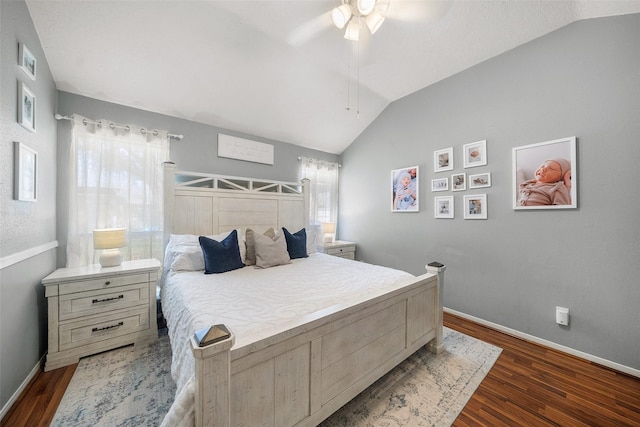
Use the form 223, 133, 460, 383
52, 328, 501, 426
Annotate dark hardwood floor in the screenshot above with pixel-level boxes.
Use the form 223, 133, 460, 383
2, 312, 639, 426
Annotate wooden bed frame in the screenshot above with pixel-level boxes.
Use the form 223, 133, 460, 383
163, 162, 445, 427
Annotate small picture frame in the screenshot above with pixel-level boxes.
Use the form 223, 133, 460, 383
434, 147, 453, 172
431, 177, 448, 192
19, 43, 37, 80
451, 173, 466, 191
434, 196, 454, 219
469, 172, 491, 189
513, 136, 577, 209
464, 194, 487, 219
14, 141, 37, 202
18, 82, 36, 132
391, 166, 419, 212
463, 140, 487, 168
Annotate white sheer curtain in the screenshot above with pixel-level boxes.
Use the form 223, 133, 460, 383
66, 114, 170, 267
299, 157, 340, 236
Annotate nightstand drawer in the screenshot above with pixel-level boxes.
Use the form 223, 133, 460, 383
325, 246, 354, 257
59, 283, 150, 321
57, 273, 151, 295
58, 307, 150, 351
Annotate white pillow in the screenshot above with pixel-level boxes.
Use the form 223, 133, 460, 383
164, 230, 246, 272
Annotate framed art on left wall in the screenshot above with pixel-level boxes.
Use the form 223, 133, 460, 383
18, 82, 36, 132
14, 141, 37, 202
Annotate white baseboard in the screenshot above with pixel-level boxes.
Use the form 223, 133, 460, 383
445, 307, 640, 379
0, 357, 44, 421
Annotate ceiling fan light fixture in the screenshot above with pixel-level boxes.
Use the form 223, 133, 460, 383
344, 17, 361, 41
357, 0, 377, 16
365, 11, 385, 34
332, 4, 352, 29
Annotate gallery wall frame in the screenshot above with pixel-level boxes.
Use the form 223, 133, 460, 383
512, 136, 577, 210
463, 140, 487, 168
464, 194, 487, 219
434, 196, 454, 219
433, 147, 453, 172
14, 141, 37, 202
18, 82, 36, 132
391, 166, 419, 212
469, 172, 491, 189
19, 43, 36, 80
431, 177, 448, 192
451, 173, 466, 191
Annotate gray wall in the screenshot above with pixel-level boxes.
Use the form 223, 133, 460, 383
0, 0, 58, 412
339, 14, 640, 370
56, 92, 339, 267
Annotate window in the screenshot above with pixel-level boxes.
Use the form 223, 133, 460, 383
66, 115, 169, 267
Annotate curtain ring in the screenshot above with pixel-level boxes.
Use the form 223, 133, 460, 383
141, 128, 147, 135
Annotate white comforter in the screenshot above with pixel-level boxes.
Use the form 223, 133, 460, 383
159, 253, 415, 427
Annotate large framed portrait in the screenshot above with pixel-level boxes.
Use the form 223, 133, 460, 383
513, 136, 577, 210
391, 166, 419, 212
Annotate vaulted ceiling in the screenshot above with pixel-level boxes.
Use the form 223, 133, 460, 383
26, 0, 640, 154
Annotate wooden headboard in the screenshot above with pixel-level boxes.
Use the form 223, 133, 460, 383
163, 162, 309, 244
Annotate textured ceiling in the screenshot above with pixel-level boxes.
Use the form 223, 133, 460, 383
26, 0, 640, 154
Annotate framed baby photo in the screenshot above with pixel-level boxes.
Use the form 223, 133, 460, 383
434, 196, 454, 219
463, 140, 487, 168
391, 166, 419, 212
451, 173, 466, 191
433, 147, 453, 172
464, 194, 487, 219
469, 172, 491, 189
19, 43, 37, 80
431, 177, 448, 192
18, 82, 36, 132
512, 136, 577, 210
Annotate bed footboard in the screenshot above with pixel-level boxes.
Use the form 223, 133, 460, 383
190, 265, 445, 427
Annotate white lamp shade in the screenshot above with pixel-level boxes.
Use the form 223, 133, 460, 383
357, 0, 376, 15
344, 18, 361, 41
93, 228, 127, 249
321, 222, 336, 233
332, 4, 352, 29
365, 11, 385, 34
93, 228, 127, 267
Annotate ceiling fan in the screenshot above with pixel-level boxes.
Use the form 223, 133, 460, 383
287, 0, 434, 47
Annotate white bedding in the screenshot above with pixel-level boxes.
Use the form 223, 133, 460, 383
159, 253, 415, 427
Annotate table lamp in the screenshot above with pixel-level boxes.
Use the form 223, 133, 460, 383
321, 222, 336, 243
93, 228, 127, 267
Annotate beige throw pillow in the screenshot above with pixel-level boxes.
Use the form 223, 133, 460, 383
245, 228, 276, 265
254, 232, 291, 268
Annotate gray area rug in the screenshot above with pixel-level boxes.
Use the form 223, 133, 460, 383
52, 327, 501, 426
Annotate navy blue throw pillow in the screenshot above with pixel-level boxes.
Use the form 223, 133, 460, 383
199, 230, 244, 274
282, 227, 308, 259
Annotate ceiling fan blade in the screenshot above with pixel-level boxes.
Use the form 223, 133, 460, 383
287, 11, 333, 47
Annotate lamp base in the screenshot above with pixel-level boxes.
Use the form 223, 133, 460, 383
323, 234, 335, 243
99, 249, 123, 267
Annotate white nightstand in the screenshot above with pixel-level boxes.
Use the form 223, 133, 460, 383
317, 240, 356, 260
42, 259, 161, 371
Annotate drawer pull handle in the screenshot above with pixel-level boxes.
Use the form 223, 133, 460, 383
104, 281, 111, 286
92, 322, 124, 333
92, 294, 124, 304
